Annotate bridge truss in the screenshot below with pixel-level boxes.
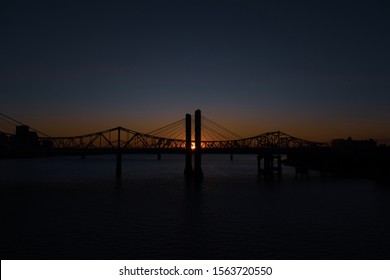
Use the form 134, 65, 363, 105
39, 128, 326, 153
1, 112, 327, 154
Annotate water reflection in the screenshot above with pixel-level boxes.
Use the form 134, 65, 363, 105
0, 154, 389, 259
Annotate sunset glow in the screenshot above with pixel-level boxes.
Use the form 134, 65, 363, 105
1, 1, 389, 143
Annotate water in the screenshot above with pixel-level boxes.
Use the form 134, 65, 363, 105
1, 154, 389, 259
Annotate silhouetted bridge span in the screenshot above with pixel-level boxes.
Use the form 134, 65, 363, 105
1, 110, 334, 179
40, 127, 326, 153
2, 111, 388, 181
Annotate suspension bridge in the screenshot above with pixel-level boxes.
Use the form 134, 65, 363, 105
1, 110, 328, 179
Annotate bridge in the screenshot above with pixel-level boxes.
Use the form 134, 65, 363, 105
1, 111, 328, 179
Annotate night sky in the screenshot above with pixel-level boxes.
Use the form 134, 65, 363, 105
1, 0, 389, 142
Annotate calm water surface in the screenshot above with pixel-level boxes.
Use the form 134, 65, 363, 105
1, 154, 389, 259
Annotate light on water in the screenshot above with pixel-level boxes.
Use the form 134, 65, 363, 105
1, 154, 389, 259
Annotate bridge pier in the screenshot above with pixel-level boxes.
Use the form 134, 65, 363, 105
264, 154, 273, 177
184, 113, 193, 178
116, 153, 122, 176
257, 154, 263, 176
193, 109, 203, 180
275, 155, 282, 177
230, 153, 233, 161
116, 127, 122, 177
157, 152, 161, 160
257, 153, 282, 178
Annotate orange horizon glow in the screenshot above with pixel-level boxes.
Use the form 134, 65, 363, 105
8, 113, 390, 145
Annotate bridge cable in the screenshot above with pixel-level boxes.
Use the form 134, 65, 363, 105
0, 112, 51, 137
201, 115, 242, 140
147, 118, 186, 140
200, 117, 240, 141
146, 118, 185, 135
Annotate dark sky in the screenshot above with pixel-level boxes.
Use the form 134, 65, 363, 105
1, 0, 389, 142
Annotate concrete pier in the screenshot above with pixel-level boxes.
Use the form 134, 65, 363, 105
184, 113, 193, 178
116, 153, 122, 176
193, 109, 203, 180
275, 155, 282, 176
116, 127, 122, 177
257, 154, 263, 176
257, 153, 282, 177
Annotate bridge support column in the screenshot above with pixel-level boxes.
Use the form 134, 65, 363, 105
257, 153, 275, 178
264, 154, 273, 177
184, 113, 193, 178
116, 153, 122, 176
116, 127, 122, 177
230, 153, 233, 161
157, 152, 161, 160
257, 154, 263, 176
194, 109, 203, 180
274, 155, 282, 176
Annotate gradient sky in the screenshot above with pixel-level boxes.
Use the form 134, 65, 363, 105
1, 0, 389, 142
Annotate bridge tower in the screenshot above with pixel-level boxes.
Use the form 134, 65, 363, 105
116, 127, 122, 177
184, 113, 193, 177
194, 109, 203, 180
